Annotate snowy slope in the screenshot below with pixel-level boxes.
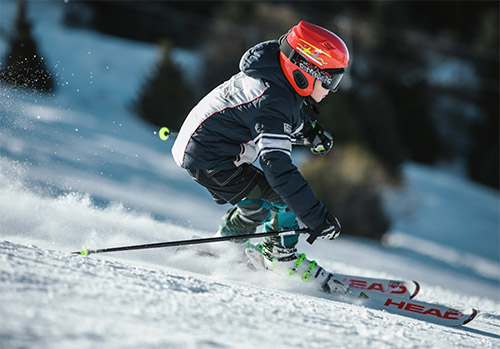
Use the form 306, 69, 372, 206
0, 1, 499, 348
2, 240, 499, 349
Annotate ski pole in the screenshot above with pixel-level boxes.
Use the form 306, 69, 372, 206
72, 228, 310, 256
156, 126, 307, 146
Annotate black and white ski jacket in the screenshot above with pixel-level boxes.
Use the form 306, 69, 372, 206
172, 40, 328, 229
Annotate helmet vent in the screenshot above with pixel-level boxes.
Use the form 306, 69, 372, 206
293, 70, 308, 89
323, 42, 334, 50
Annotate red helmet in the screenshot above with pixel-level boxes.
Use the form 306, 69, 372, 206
279, 21, 350, 96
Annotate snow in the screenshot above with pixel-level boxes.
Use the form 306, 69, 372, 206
0, 1, 499, 348
2, 240, 498, 349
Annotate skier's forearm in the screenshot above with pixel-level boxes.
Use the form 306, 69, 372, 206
259, 152, 327, 228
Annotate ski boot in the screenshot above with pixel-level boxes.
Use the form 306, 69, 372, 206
216, 206, 256, 244
246, 238, 348, 294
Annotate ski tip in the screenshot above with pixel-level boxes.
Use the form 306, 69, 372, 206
410, 281, 420, 299
463, 309, 478, 325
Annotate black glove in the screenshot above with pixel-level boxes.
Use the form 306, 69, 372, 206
306, 213, 341, 245
304, 120, 333, 156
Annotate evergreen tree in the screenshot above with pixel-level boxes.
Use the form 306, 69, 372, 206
0, 0, 54, 92
133, 42, 196, 129
466, 9, 499, 189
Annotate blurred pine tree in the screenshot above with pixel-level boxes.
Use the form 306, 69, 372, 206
0, 0, 54, 92
133, 41, 196, 129
301, 144, 392, 240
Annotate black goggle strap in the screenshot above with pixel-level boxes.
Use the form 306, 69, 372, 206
280, 36, 344, 92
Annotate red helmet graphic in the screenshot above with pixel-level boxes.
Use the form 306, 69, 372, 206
279, 21, 350, 96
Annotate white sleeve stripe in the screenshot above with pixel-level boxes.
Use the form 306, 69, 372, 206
258, 148, 291, 157
254, 132, 291, 143
255, 135, 292, 153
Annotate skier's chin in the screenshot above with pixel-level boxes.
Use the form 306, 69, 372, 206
312, 95, 327, 103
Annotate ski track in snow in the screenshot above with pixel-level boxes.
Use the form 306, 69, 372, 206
0, 1, 499, 348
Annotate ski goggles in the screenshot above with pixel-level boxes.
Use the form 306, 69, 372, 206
291, 53, 345, 92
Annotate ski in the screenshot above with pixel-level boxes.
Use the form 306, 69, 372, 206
343, 289, 478, 327
176, 239, 477, 326
245, 244, 477, 326
336, 274, 419, 299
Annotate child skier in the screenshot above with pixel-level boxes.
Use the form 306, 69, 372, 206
172, 21, 350, 294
